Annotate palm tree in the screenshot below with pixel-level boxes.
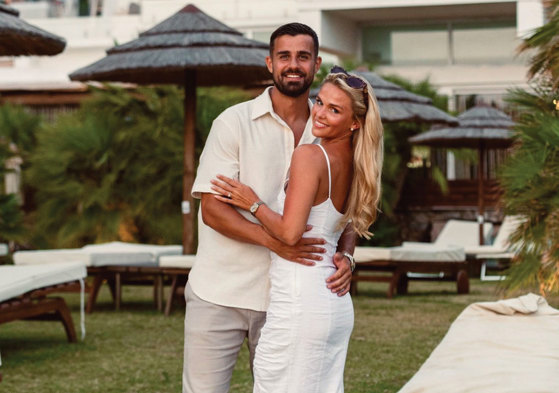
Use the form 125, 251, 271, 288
500, 0, 559, 293
501, 84, 559, 294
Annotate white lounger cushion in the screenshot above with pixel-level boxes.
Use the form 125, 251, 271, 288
395, 244, 465, 261
159, 255, 196, 269
0, 262, 87, 303
404, 220, 492, 250
14, 249, 155, 267
435, 220, 493, 248
475, 252, 516, 260
14, 242, 182, 267
354, 247, 392, 262
354, 245, 465, 263
82, 242, 182, 257
398, 293, 559, 393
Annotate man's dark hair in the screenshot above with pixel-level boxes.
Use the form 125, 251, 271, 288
269, 23, 319, 57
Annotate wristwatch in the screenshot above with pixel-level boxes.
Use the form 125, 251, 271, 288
342, 252, 355, 272
250, 201, 265, 216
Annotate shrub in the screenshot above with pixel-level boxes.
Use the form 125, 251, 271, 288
26, 85, 250, 248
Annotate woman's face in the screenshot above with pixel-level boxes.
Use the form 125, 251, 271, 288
312, 82, 359, 139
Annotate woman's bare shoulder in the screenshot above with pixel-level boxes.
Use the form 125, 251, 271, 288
290, 144, 324, 178
293, 143, 323, 160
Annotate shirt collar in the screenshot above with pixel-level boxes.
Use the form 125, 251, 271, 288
251, 86, 313, 121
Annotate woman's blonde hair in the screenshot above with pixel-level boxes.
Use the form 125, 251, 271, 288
323, 71, 384, 238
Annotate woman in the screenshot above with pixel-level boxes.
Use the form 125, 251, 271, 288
211, 67, 383, 392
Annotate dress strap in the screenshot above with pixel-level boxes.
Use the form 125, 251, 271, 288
317, 144, 332, 198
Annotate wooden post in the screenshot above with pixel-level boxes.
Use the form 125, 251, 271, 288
477, 144, 485, 245
182, 70, 197, 255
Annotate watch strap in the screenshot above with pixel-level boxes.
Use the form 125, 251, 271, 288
250, 201, 265, 216
342, 251, 355, 272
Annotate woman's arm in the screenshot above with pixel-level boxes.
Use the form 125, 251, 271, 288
200, 193, 325, 265
212, 144, 322, 246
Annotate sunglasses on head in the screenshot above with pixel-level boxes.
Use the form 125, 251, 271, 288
330, 66, 367, 90
330, 66, 369, 108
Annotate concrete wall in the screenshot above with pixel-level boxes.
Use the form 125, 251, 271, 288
316, 11, 360, 57
0, 0, 546, 97
517, 0, 545, 37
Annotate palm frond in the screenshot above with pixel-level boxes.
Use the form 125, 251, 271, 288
500, 86, 559, 295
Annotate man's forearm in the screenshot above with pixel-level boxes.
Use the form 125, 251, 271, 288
326, 224, 356, 295
201, 193, 275, 249
336, 224, 357, 255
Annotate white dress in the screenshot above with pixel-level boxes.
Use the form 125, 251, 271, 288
253, 144, 354, 393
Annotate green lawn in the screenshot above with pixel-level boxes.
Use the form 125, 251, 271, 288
1, 279, 555, 393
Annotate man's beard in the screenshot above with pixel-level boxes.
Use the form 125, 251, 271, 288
273, 69, 314, 98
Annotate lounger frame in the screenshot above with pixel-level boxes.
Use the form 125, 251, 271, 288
352, 259, 469, 297
0, 281, 80, 343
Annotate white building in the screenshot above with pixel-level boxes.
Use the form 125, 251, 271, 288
1, 0, 547, 111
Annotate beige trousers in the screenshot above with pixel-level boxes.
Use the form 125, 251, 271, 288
182, 282, 266, 393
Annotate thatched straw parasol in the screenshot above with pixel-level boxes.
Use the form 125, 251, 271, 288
409, 105, 515, 244
311, 71, 458, 125
70, 4, 270, 254
0, 4, 66, 56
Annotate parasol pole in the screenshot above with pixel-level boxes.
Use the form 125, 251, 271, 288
477, 141, 485, 245
182, 69, 197, 254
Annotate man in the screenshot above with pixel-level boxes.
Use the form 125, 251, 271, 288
184, 23, 356, 393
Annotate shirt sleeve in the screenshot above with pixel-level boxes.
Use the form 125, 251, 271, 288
192, 114, 240, 199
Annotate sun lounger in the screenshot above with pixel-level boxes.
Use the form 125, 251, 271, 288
459, 216, 523, 255
403, 219, 494, 250
158, 255, 195, 316
80, 242, 182, 311
397, 293, 559, 393
0, 262, 87, 382
353, 244, 468, 297
0, 262, 87, 351
13, 242, 182, 312
396, 219, 496, 282
13, 248, 155, 267
438, 219, 494, 246
13, 241, 182, 267
461, 216, 524, 281
82, 241, 182, 259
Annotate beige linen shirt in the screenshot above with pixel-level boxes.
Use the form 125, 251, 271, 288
190, 87, 317, 311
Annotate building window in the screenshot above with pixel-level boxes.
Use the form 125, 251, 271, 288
452, 22, 518, 65
362, 20, 518, 66
363, 25, 448, 66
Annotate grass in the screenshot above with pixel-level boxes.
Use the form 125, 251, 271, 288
1, 279, 556, 393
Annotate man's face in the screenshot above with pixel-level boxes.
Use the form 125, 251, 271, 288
266, 34, 321, 98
